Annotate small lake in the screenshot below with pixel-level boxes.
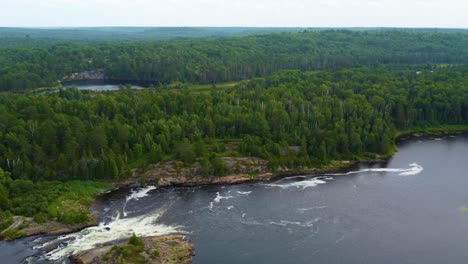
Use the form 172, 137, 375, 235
2, 134, 468, 263
62, 80, 146, 91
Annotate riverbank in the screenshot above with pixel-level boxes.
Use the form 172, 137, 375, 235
123, 126, 468, 189
2, 127, 465, 253
0, 216, 98, 241
396, 125, 468, 142
0, 181, 112, 241
3, 132, 466, 264
1, 128, 466, 264
0, 157, 386, 243
123, 158, 389, 189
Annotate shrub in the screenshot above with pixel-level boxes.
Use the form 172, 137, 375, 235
129, 233, 143, 246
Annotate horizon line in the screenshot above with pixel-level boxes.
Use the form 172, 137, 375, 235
1, 26, 468, 30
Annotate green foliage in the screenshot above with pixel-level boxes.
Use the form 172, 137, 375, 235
0, 227, 26, 240
0, 211, 13, 232
0, 184, 10, 211
0, 66, 468, 184
0, 180, 110, 225
104, 234, 147, 264
0, 29, 466, 229
33, 213, 48, 224
56, 204, 89, 225
0, 168, 11, 184
2, 30, 468, 91
197, 155, 229, 177
150, 250, 160, 259
129, 233, 144, 246
175, 139, 196, 164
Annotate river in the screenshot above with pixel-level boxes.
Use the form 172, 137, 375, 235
1, 134, 468, 263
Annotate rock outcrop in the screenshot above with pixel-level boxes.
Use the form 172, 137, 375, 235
70, 235, 194, 264
0, 216, 97, 240
63, 70, 106, 81
125, 157, 273, 187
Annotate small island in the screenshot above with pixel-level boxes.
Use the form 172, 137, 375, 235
70, 234, 194, 264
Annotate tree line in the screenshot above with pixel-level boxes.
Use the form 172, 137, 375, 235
0, 65, 467, 223
1, 30, 468, 91
0, 66, 466, 181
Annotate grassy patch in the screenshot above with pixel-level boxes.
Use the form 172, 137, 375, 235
0, 212, 13, 233
6, 180, 112, 226
0, 227, 26, 240
188, 81, 240, 91
104, 234, 146, 264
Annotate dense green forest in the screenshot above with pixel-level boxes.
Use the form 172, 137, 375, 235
0, 65, 467, 225
0, 27, 306, 44
0, 29, 468, 229
1, 30, 468, 91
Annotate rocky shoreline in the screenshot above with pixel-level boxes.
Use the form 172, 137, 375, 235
0, 155, 390, 243
120, 157, 390, 189
0, 216, 98, 241
69, 235, 194, 264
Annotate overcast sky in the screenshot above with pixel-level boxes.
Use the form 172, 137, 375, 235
1, 0, 467, 28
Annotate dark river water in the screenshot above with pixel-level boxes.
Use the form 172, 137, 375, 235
1, 134, 468, 263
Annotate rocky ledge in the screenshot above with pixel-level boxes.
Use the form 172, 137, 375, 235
70, 235, 194, 264
123, 157, 273, 187
123, 157, 386, 188
0, 216, 97, 241
63, 69, 106, 81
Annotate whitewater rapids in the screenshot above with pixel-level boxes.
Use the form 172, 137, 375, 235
36, 186, 184, 262
265, 163, 423, 189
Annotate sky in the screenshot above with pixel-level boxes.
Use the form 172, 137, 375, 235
1, 0, 467, 28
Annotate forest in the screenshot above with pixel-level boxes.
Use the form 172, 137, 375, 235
0, 65, 468, 226
1, 30, 468, 91
0, 29, 468, 229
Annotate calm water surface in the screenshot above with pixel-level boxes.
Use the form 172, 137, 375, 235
1, 135, 468, 263
63, 80, 145, 91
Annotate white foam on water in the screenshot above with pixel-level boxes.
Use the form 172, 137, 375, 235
398, 163, 424, 176
241, 217, 320, 229
269, 218, 320, 228
265, 163, 423, 189
315, 176, 334, 181
276, 175, 307, 181
209, 190, 253, 209
227, 206, 234, 210
37, 205, 183, 261
213, 192, 235, 203
126, 186, 157, 202
325, 163, 424, 177
269, 220, 301, 226
335, 235, 345, 244
123, 186, 156, 216
240, 219, 265, 226
297, 206, 327, 212
265, 177, 329, 189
